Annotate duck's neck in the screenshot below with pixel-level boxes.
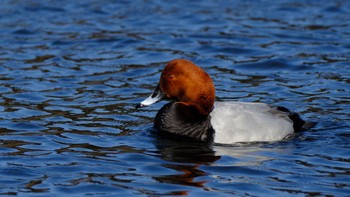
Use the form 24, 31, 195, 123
181, 95, 215, 117
154, 102, 214, 142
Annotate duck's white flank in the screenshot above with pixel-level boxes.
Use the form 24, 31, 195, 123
211, 102, 294, 144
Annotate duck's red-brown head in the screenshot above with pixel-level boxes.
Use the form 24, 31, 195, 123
137, 59, 215, 116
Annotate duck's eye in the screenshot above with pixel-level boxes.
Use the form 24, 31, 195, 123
168, 75, 175, 80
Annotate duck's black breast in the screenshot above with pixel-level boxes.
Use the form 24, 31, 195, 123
154, 102, 214, 142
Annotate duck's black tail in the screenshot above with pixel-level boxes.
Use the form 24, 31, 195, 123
276, 106, 317, 132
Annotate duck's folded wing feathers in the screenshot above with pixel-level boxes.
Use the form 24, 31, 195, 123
211, 102, 296, 143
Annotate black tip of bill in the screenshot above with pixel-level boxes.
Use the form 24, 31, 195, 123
135, 103, 144, 110
135, 84, 165, 110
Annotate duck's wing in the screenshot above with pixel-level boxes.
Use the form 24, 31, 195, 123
211, 102, 295, 144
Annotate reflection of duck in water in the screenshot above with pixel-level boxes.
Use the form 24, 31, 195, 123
137, 59, 315, 144
152, 135, 292, 194
154, 163, 207, 195
153, 136, 220, 194
154, 136, 220, 163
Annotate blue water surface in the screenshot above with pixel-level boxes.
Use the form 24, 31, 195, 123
0, 0, 349, 196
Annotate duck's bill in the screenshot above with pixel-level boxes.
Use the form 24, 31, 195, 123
136, 84, 165, 109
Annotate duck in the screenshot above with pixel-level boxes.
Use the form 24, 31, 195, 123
136, 59, 314, 144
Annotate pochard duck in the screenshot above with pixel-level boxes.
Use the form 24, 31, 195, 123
137, 59, 313, 144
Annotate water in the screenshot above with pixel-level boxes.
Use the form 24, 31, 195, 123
0, 0, 349, 196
